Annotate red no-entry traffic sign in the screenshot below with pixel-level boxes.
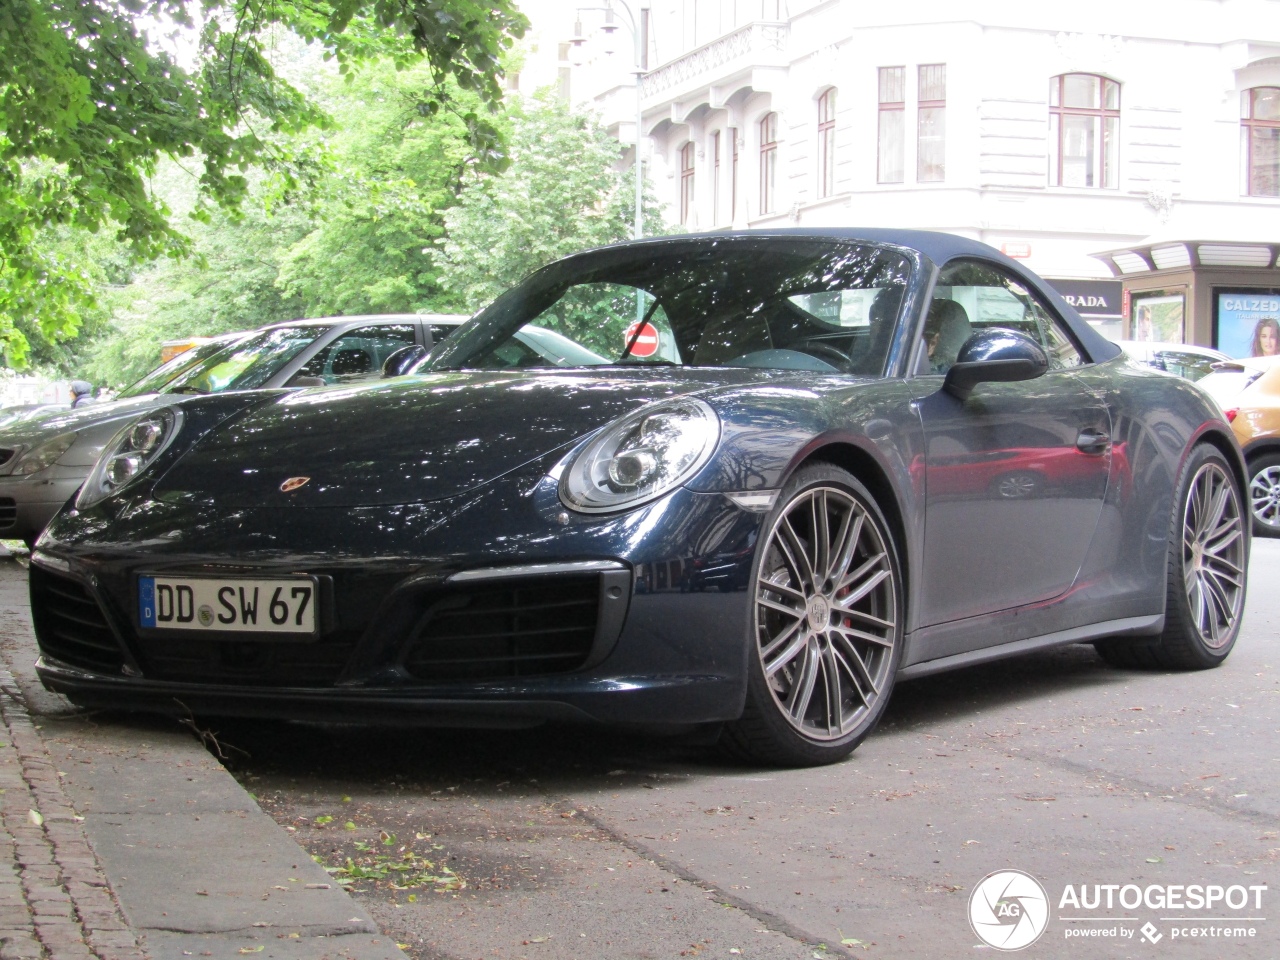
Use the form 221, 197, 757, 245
624, 321, 660, 358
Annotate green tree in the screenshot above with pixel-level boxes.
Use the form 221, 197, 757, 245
435, 96, 665, 312
276, 60, 492, 315
0, 0, 526, 364
80, 197, 315, 388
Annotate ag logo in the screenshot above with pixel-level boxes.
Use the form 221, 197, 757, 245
969, 869, 1049, 951
280, 477, 311, 493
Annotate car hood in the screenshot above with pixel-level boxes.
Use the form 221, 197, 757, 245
0, 395, 170, 470
153, 369, 761, 508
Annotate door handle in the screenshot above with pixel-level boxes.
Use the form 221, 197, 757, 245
1076, 429, 1111, 455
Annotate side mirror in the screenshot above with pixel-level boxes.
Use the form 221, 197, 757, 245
381, 343, 428, 378
944, 329, 1049, 401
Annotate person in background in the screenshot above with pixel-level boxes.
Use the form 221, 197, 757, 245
69, 380, 94, 408
1251, 317, 1280, 357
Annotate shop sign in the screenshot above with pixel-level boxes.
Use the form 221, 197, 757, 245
1043, 278, 1124, 319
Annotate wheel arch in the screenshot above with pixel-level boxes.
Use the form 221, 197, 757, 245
784, 440, 912, 608
1191, 425, 1249, 502
1243, 437, 1280, 467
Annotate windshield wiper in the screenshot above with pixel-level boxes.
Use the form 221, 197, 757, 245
167, 385, 208, 395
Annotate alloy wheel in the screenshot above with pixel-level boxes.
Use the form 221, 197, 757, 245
1249, 463, 1280, 532
754, 485, 899, 741
1182, 461, 1246, 649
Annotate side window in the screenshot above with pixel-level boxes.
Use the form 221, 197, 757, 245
927, 260, 1083, 373
1152, 350, 1216, 382
297, 324, 418, 384
426, 323, 457, 345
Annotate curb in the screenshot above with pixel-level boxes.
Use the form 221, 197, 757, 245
0, 560, 406, 960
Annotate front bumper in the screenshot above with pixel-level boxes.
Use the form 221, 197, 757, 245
31, 473, 764, 727
35, 654, 741, 727
0, 474, 82, 542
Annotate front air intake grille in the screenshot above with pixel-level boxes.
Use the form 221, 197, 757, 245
0, 498, 15, 530
402, 575, 601, 681
29, 566, 126, 675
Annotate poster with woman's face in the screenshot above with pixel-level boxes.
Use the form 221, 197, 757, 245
1217, 292, 1280, 358
1130, 294, 1184, 343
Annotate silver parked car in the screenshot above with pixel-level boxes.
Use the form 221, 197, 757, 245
0, 315, 465, 545
1114, 340, 1229, 382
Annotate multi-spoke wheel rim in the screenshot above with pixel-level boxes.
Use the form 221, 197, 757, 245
754, 486, 899, 741
1249, 465, 1280, 531
995, 472, 1039, 500
1183, 462, 1246, 649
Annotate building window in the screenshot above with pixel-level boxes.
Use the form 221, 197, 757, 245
878, 67, 905, 184
917, 64, 945, 182
759, 112, 778, 214
731, 127, 739, 220
1049, 73, 1119, 189
680, 141, 696, 226
712, 131, 721, 224
817, 88, 837, 198
1243, 87, 1280, 197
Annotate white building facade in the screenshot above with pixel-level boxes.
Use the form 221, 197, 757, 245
564, 0, 1280, 341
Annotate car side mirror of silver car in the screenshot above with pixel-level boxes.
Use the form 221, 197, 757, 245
382, 344, 429, 378
944, 328, 1050, 401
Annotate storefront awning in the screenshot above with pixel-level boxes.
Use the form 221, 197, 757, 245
1092, 240, 1280, 276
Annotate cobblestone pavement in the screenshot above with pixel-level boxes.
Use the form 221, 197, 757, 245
0, 666, 144, 960
0, 554, 405, 960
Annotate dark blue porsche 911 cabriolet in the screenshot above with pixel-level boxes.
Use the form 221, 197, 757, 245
29, 230, 1249, 766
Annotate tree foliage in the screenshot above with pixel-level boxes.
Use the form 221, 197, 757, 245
275, 62, 489, 315
435, 96, 665, 312
0, 0, 526, 365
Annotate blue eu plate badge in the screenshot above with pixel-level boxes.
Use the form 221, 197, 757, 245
138, 577, 156, 628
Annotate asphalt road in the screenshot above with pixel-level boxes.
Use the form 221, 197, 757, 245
144, 538, 1274, 960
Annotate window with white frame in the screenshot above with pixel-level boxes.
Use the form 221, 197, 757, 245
1049, 73, 1119, 189
878, 67, 905, 184
1243, 87, 1280, 197
680, 141, 696, 226
817, 88, 837, 198
917, 64, 945, 182
759, 113, 778, 214
711, 130, 721, 223
730, 127, 739, 220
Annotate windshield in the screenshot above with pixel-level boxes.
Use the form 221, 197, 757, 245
118, 335, 247, 399
427, 239, 913, 377
158, 326, 328, 395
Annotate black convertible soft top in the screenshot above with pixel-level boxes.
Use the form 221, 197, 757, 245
590, 228, 1123, 364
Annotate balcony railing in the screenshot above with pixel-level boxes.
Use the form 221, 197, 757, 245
641, 21, 790, 99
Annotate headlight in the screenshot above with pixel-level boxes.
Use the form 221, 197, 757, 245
11, 434, 76, 476
560, 398, 719, 513
76, 408, 184, 509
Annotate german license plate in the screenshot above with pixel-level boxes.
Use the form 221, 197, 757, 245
138, 576, 317, 635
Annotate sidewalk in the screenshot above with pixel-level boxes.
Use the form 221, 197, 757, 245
0, 558, 406, 960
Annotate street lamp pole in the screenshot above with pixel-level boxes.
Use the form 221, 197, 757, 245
573, 0, 647, 240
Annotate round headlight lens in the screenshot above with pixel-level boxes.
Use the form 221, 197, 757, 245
560, 398, 719, 513
77, 408, 183, 509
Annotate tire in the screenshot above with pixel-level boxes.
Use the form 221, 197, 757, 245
721, 464, 904, 766
1246, 453, 1280, 538
1094, 444, 1247, 670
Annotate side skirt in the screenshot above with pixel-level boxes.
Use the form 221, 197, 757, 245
896, 614, 1165, 681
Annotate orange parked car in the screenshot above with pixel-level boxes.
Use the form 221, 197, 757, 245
1198, 355, 1280, 537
